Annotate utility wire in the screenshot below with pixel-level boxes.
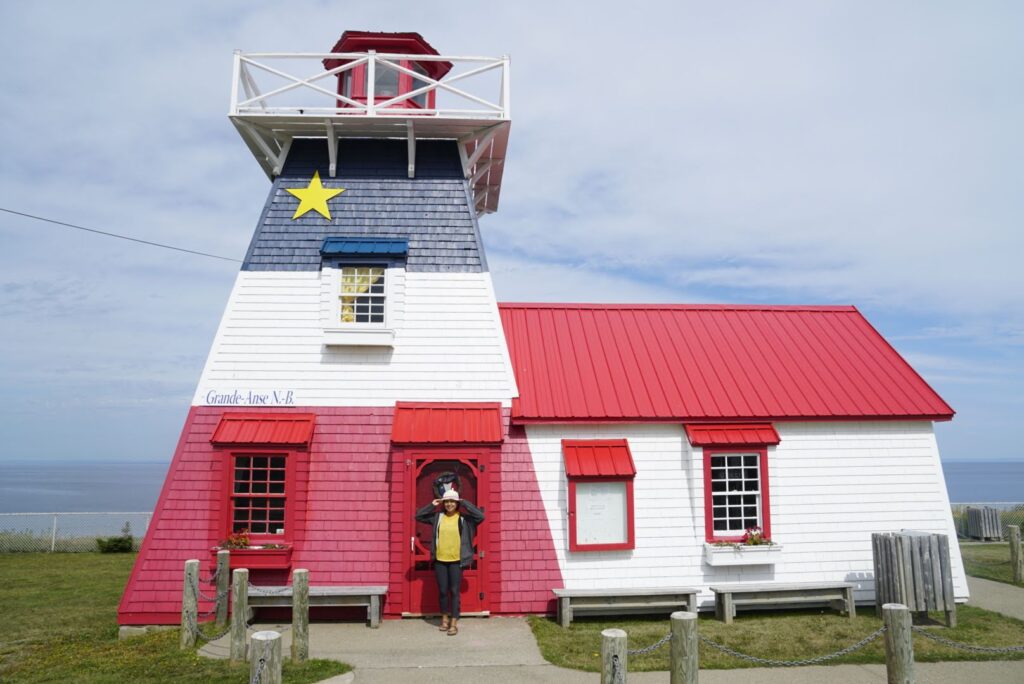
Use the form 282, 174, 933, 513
0, 207, 243, 263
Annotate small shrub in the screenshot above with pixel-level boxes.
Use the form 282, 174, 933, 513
96, 536, 133, 553
96, 521, 134, 553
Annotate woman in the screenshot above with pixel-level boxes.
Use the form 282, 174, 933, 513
415, 488, 484, 636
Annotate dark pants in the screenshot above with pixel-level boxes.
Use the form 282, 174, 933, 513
434, 561, 463, 618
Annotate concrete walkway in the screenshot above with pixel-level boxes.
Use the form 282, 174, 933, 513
967, 575, 1024, 621
200, 608, 1024, 683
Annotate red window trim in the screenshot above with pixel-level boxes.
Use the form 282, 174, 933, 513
702, 446, 772, 543
220, 448, 300, 545
341, 59, 434, 109
567, 476, 636, 552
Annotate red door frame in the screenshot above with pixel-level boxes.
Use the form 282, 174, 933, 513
402, 447, 491, 615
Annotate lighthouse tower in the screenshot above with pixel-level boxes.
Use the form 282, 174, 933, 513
118, 32, 561, 626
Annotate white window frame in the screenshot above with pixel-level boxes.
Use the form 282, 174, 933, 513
321, 261, 401, 347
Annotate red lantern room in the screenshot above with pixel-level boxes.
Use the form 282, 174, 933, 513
323, 31, 453, 111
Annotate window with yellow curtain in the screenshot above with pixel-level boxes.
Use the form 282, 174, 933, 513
340, 266, 386, 324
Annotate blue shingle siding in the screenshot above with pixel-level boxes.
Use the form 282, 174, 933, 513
241, 139, 484, 273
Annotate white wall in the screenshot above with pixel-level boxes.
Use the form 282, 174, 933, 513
192, 270, 517, 406
525, 421, 967, 608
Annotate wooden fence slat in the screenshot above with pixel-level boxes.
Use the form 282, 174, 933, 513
872, 534, 883, 615
938, 535, 957, 627
921, 532, 937, 610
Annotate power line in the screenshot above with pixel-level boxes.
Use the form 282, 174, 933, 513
0, 207, 243, 263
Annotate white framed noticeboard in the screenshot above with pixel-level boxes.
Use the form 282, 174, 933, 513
573, 481, 629, 547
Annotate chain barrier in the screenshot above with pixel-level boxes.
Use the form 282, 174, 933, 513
910, 625, 1024, 653
200, 565, 221, 585
198, 588, 230, 603
247, 581, 292, 595
698, 626, 887, 667
184, 612, 232, 642
249, 638, 270, 684
627, 631, 673, 655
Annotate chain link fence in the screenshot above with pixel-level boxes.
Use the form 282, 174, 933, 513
0, 512, 152, 552
950, 502, 1024, 539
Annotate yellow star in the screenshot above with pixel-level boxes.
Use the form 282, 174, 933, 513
285, 170, 345, 220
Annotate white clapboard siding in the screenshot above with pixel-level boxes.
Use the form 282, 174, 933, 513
192, 270, 518, 406
525, 421, 967, 607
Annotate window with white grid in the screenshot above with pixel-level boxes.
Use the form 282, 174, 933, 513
339, 266, 386, 324
232, 455, 287, 535
709, 452, 762, 534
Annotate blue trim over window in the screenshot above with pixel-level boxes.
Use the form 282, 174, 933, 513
320, 238, 409, 257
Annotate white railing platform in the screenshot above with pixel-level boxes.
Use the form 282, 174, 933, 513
229, 51, 511, 215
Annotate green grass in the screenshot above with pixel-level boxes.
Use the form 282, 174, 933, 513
961, 542, 1024, 587
0, 553, 350, 683
529, 606, 1024, 671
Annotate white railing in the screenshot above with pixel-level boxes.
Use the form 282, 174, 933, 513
230, 51, 511, 121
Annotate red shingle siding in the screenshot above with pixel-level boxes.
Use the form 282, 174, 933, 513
491, 423, 563, 614
119, 406, 396, 625
499, 304, 954, 423
119, 406, 563, 624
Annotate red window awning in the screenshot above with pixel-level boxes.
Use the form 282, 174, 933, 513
562, 439, 637, 477
391, 402, 503, 445
684, 423, 780, 447
210, 413, 316, 447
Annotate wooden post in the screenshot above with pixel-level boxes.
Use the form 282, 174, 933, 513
180, 559, 199, 649
601, 628, 627, 684
215, 550, 230, 628
230, 568, 249, 664
882, 603, 915, 684
291, 569, 309, 662
670, 611, 698, 684
1010, 525, 1023, 584
250, 630, 282, 684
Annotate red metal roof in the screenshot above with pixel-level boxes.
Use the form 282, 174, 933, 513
685, 423, 780, 447
562, 439, 637, 477
210, 413, 316, 447
392, 402, 503, 444
499, 304, 954, 423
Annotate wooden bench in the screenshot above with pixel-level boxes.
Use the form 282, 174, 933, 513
710, 582, 857, 624
552, 587, 698, 628
247, 585, 387, 628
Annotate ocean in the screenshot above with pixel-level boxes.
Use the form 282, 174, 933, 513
0, 459, 1020, 515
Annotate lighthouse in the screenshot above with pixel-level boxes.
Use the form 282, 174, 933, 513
120, 31, 965, 631
118, 31, 557, 626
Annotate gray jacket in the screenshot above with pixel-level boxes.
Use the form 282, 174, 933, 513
415, 500, 484, 568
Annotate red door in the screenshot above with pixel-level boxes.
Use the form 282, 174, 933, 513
406, 453, 488, 615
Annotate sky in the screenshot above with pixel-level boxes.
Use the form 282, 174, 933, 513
0, 1, 1021, 463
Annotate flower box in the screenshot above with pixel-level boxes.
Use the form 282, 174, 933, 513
212, 545, 293, 570
703, 543, 782, 567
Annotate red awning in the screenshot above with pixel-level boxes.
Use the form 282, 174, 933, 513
210, 413, 316, 447
391, 402, 503, 444
562, 439, 637, 477
684, 423, 780, 447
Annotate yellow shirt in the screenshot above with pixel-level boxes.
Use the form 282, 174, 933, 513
436, 513, 461, 562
